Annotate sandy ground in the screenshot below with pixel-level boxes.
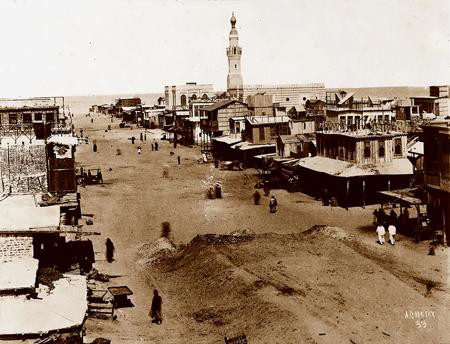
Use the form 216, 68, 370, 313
73, 114, 449, 343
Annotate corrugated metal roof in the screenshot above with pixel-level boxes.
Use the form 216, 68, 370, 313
297, 156, 413, 177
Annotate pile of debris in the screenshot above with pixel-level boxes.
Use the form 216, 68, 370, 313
193, 229, 256, 245
136, 237, 176, 266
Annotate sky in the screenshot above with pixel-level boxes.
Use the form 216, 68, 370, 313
0, 0, 449, 97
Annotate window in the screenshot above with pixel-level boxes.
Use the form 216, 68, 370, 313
9, 113, 17, 124
23, 113, 32, 123
34, 113, 42, 121
394, 138, 402, 156
259, 126, 265, 141
364, 141, 371, 158
180, 95, 187, 106
378, 140, 385, 157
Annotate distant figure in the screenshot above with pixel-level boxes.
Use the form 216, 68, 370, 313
214, 159, 219, 168
137, 146, 142, 155
155, 141, 159, 151
151, 143, 154, 151
91, 118, 94, 123
376, 224, 386, 245
150, 289, 163, 324
269, 195, 278, 213
177, 156, 181, 165
105, 238, 114, 263
263, 181, 270, 196
215, 182, 222, 199
144, 133, 147, 141
253, 190, 261, 205
140, 133, 143, 141
93, 143, 97, 152
388, 224, 396, 245
131, 137, 135, 144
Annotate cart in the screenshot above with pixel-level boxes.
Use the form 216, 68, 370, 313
107, 286, 133, 308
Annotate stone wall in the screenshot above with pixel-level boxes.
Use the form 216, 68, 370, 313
0, 144, 47, 194
0, 234, 33, 262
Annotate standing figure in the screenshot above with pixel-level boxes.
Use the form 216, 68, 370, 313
376, 224, 386, 245
105, 238, 114, 263
144, 133, 147, 141
177, 156, 181, 165
263, 181, 270, 196
131, 137, 135, 144
137, 146, 142, 155
140, 132, 143, 141
253, 190, 261, 205
155, 141, 159, 151
151, 143, 154, 151
269, 195, 278, 213
93, 143, 97, 152
388, 224, 396, 245
150, 289, 163, 324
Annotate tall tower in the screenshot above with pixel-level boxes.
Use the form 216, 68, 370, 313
227, 12, 243, 101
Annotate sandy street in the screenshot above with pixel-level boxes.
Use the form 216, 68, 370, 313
75, 114, 449, 344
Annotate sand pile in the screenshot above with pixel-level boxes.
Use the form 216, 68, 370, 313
192, 229, 256, 245
303, 224, 350, 240
136, 237, 176, 266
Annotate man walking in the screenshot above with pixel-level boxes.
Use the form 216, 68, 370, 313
150, 289, 163, 324
376, 224, 386, 245
388, 224, 396, 245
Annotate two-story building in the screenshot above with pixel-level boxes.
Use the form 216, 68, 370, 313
325, 91, 396, 130
422, 121, 450, 244
296, 125, 413, 207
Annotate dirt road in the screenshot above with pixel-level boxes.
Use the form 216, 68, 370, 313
74, 114, 449, 343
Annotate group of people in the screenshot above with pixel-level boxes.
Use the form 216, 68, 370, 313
374, 208, 397, 245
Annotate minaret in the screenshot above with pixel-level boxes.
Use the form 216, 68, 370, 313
227, 12, 243, 101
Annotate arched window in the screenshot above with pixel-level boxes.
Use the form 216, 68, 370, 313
201, 94, 209, 100
180, 94, 187, 106
191, 94, 197, 100
233, 47, 236, 54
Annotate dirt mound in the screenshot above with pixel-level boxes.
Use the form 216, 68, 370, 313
191, 228, 256, 245
302, 224, 351, 240
136, 237, 176, 266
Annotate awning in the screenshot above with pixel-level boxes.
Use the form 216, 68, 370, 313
47, 135, 78, 146
297, 156, 413, 177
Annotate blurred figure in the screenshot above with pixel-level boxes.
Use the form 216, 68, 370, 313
150, 289, 163, 324
269, 195, 278, 213
105, 238, 115, 263
253, 190, 261, 205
